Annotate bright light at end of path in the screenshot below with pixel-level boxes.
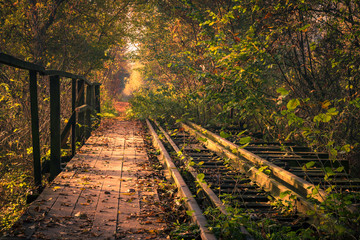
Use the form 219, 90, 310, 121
127, 42, 139, 53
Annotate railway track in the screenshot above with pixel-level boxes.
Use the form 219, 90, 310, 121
146, 119, 360, 239
146, 120, 320, 239
185, 122, 360, 197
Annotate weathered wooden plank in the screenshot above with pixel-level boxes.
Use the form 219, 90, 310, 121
7, 121, 170, 240
45, 70, 88, 84
60, 111, 76, 147
90, 154, 124, 238
30, 136, 116, 238
71, 78, 77, 156
0, 52, 45, 72
12, 153, 90, 238
29, 70, 42, 186
50, 75, 61, 180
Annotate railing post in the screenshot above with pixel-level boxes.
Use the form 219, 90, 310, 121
85, 84, 92, 139
71, 78, 77, 156
29, 70, 42, 187
77, 79, 85, 143
50, 75, 61, 180
95, 84, 101, 122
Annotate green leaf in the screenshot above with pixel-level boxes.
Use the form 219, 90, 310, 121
237, 130, 247, 136
276, 87, 289, 96
238, 142, 250, 148
197, 173, 205, 182
314, 113, 331, 123
239, 136, 251, 144
197, 137, 208, 143
327, 107, 338, 116
335, 166, 344, 172
298, 24, 310, 32
341, 144, 351, 153
325, 185, 335, 193
258, 166, 268, 172
186, 210, 195, 216
220, 131, 231, 139
279, 190, 291, 199
287, 99, 300, 110
304, 161, 315, 170
324, 167, 335, 180
323, 114, 331, 122
312, 186, 319, 195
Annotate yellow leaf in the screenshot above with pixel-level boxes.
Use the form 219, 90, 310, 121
122, 192, 135, 196
321, 100, 331, 109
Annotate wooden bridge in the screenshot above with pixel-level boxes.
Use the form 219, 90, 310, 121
1, 54, 167, 239
7, 120, 166, 239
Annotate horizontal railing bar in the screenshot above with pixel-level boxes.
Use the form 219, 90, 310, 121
76, 104, 94, 113
1, 52, 102, 188
0, 52, 45, 72
45, 70, 87, 82
45, 71, 101, 86
1, 52, 101, 86
61, 112, 76, 147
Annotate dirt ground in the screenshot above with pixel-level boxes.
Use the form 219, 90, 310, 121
114, 102, 130, 119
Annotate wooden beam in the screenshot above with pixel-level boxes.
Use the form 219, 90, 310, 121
180, 122, 317, 216
50, 75, 61, 180
0, 53, 45, 72
60, 112, 76, 148
29, 70, 42, 187
77, 80, 85, 143
185, 121, 327, 202
71, 79, 76, 156
85, 85, 93, 139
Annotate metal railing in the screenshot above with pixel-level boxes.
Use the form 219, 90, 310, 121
0, 52, 101, 187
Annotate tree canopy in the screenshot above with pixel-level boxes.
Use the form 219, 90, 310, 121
130, 0, 360, 162
1, 0, 360, 236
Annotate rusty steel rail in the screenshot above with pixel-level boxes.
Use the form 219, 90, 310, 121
185, 121, 360, 201
179, 122, 322, 217
146, 119, 217, 240
183, 121, 328, 203
151, 120, 318, 238
153, 120, 253, 240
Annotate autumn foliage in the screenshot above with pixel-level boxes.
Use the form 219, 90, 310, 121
0, 0, 130, 233
129, 0, 360, 174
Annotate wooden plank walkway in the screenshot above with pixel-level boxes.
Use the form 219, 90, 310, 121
8, 121, 166, 240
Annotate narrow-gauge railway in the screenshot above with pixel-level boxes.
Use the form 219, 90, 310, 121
146, 120, 322, 240
185, 122, 360, 195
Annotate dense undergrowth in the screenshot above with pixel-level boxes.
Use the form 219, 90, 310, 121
127, 0, 360, 238
1, 0, 131, 234
128, 0, 360, 175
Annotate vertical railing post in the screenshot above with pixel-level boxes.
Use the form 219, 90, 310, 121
85, 84, 92, 139
71, 78, 77, 156
94, 84, 101, 123
77, 79, 85, 143
50, 75, 61, 180
29, 70, 42, 187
